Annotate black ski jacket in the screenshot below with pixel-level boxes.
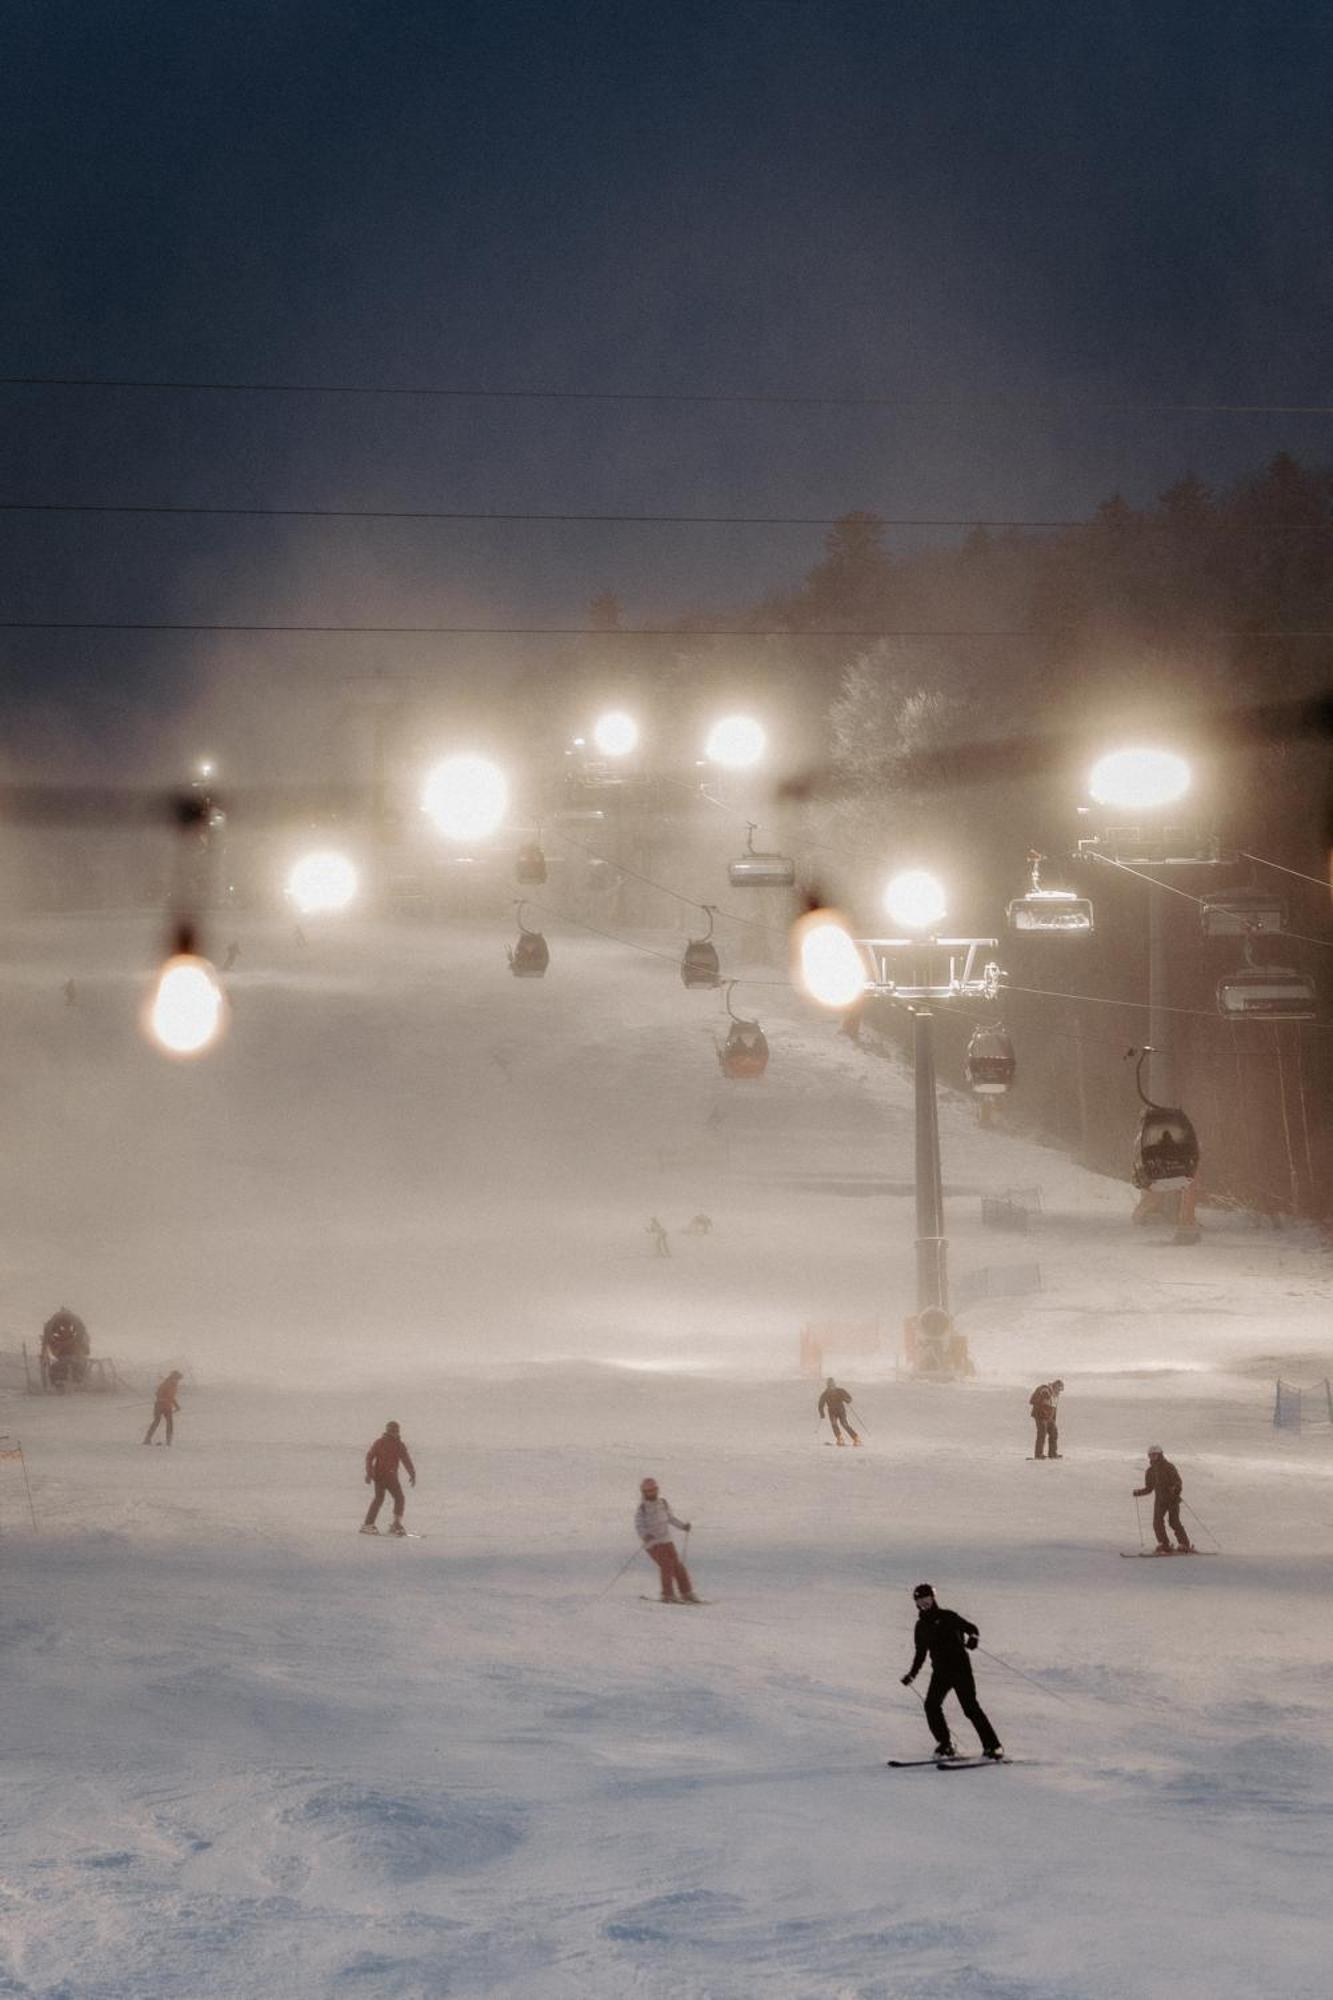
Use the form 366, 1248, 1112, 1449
818, 1386, 852, 1418
906, 1607, 979, 1679
1135, 1457, 1182, 1501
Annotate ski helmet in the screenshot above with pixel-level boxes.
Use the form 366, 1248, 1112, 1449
385, 1420, 401, 1434
640, 1477, 658, 1494
912, 1582, 936, 1602
1146, 1443, 1163, 1457
1052, 1378, 1064, 1391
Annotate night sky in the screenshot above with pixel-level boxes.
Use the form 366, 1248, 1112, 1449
3, 1, 1332, 765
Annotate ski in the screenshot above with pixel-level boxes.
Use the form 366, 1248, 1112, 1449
1119, 1548, 1217, 1558
885, 1756, 1018, 1769
638, 1595, 711, 1605
361, 1530, 427, 1539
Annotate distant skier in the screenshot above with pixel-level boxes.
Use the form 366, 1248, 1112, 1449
818, 1377, 861, 1446
1134, 1445, 1191, 1553
362, 1421, 416, 1536
647, 1216, 671, 1258
1029, 1378, 1064, 1459
63, 977, 77, 1007
900, 1582, 1003, 1760
222, 941, 241, 972
41, 1308, 89, 1391
635, 1476, 700, 1603
143, 1371, 184, 1446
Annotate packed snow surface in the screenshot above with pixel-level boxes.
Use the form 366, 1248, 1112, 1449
1, 914, 1330, 1998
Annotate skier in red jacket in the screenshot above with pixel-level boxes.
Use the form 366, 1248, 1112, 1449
362, 1421, 416, 1536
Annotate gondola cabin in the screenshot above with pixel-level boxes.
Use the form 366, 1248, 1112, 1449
1006, 889, 1094, 935
719, 1019, 769, 1079
681, 937, 721, 989
1200, 890, 1285, 938
1132, 1107, 1200, 1191
727, 849, 796, 890
508, 929, 550, 979
515, 840, 547, 886
1216, 964, 1316, 1021
965, 1026, 1017, 1095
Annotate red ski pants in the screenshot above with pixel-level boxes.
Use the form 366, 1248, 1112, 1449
365, 1476, 405, 1526
647, 1542, 693, 1600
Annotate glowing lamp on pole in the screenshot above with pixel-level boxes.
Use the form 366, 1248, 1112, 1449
704, 715, 765, 770
793, 911, 868, 1011
592, 710, 639, 758
883, 869, 947, 934
1087, 748, 1191, 812
287, 850, 358, 916
144, 943, 228, 1058
420, 756, 509, 842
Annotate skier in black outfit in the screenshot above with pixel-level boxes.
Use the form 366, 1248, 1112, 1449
900, 1582, 1003, 1759
1134, 1446, 1191, 1552
817, 1377, 860, 1446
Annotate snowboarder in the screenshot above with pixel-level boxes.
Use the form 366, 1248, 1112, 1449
900, 1582, 1003, 1760
41, 1308, 89, 1391
143, 1371, 183, 1445
647, 1216, 671, 1258
362, 1421, 416, 1535
635, 1477, 699, 1602
1029, 1378, 1064, 1459
1133, 1446, 1191, 1553
818, 1377, 861, 1446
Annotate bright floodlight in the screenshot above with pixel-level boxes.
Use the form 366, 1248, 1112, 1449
1088, 747, 1191, 811
794, 912, 867, 1010
884, 869, 948, 932
420, 755, 509, 841
195, 758, 215, 780
705, 715, 766, 769
287, 850, 358, 915
593, 710, 639, 758
145, 954, 227, 1058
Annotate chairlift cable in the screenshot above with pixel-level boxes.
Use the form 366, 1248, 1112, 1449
1240, 850, 1332, 892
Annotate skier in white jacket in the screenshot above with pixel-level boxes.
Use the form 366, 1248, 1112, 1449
634, 1477, 700, 1603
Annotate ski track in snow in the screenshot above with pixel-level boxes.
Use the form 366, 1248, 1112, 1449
0, 914, 1330, 1998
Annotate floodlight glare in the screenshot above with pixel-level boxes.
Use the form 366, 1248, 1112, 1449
420, 755, 509, 841
593, 710, 639, 758
793, 912, 867, 1010
705, 715, 766, 769
145, 954, 227, 1058
883, 869, 948, 932
287, 850, 358, 915
1088, 748, 1191, 811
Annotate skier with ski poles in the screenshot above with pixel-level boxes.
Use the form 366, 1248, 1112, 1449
634, 1477, 700, 1603
1134, 1446, 1191, 1553
1028, 1378, 1064, 1459
817, 1377, 861, 1447
362, 1421, 416, 1536
900, 1582, 1004, 1760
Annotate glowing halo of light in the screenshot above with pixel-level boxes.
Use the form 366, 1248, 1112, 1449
287, 850, 358, 915
420, 755, 509, 841
145, 955, 228, 1058
1088, 747, 1191, 811
592, 710, 639, 758
883, 869, 948, 932
793, 911, 867, 1010
704, 715, 766, 769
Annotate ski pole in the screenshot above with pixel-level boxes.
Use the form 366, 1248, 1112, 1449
975, 1645, 1079, 1708
1133, 1494, 1146, 1550
593, 1546, 646, 1600
1182, 1500, 1221, 1551
847, 1404, 871, 1440
18, 1444, 37, 1532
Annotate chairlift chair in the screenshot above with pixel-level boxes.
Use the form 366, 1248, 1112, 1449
1199, 889, 1285, 938
1216, 963, 1316, 1021
681, 905, 722, 989
515, 838, 547, 887
1128, 1047, 1199, 1191
727, 824, 796, 891
965, 1024, 1017, 1095
718, 982, 769, 1078
508, 906, 549, 979
1006, 852, 1094, 934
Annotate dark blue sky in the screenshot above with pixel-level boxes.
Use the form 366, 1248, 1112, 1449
3, 1, 1332, 763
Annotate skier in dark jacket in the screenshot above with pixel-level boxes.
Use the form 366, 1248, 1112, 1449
1029, 1378, 1064, 1459
143, 1371, 183, 1445
362, 1421, 416, 1536
900, 1582, 1003, 1759
1134, 1446, 1190, 1552
817, 1377, 861, 1446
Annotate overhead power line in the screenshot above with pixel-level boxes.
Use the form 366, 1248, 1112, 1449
5, 372, 1333, 416
6, 620, 1333, 639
